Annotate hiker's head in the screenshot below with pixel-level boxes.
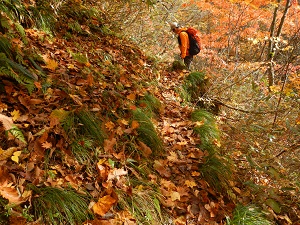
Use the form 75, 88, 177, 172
170, 22, 180, 33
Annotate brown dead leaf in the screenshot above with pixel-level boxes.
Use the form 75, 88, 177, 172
131, 120, 139, 129
104, 138, 116, 153
41, 141, 52, 149
0, 147, 18, 161
92, 195, 117, 216
0, 185, 24, 204
138, 141, 152, 157
105, 121, 115, 131
87, 73, 94, 86
0, 113, 14, 130
69, 94, 83, 105
29, 99, 44, 105
167, 151, 178, 162
153, 160, 171, 178
126, 93, 136, 101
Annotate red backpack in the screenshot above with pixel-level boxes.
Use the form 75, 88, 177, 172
185, 27, 202, 55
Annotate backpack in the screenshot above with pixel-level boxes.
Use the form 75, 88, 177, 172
178, 27, 202, 55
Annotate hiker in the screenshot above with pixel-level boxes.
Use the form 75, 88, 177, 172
170, 22, 201, 70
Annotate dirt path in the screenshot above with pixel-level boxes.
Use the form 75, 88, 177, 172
153, 69, 233, 224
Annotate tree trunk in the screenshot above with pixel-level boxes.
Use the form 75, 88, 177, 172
267, 0, 292, 88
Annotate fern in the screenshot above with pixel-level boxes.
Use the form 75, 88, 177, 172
6, 125, 27, 144
15, 22, 27, 44
0, 36, 13, 59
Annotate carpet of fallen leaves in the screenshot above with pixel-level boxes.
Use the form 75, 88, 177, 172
0, 28, 235, 224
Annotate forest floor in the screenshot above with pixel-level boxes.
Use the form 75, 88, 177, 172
1, 26, 299, 225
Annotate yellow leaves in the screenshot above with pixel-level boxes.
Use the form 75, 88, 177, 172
11, 151, 22, 163
43, 55, 58, 71
11, 109, 20, 121
185, 180, 197, 188
105, 121, 115, 131
0, 147, 18, 161
92, 195, 117, 216
167, 151, 178, 162
270, 85, 295, 96
170, 191, 181, 201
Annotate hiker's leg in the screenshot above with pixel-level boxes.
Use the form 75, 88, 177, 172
184, 55, 193, 70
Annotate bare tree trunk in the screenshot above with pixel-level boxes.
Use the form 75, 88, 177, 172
267, 0, 292, 88
267, 0, 280, 88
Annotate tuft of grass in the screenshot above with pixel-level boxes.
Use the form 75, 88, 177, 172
137, 93, 162, 118
117, 186, 172, 225
200, 155, 231, 191
75, 110, 106, 145
191, 109, 220, 152
132, 108, 163, 155
70, 137, 96, 173
226, 204, 273, 225
30, 186, 93, 225
181, 71, 208, 102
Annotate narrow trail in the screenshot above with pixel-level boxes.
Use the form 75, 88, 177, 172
153, 69, 233, 224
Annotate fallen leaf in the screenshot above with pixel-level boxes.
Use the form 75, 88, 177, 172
126, 93, 136, 101
0, 147, 18, 161
0, 186, 23, 204
138, 141, 152, 157
42, 141, 52, 149
11, 151, 21, 163
11, 110, 20, 121
170, 191, 181, 201
0, 114, 14, 130
131, 120, 139, 129
107, 168, 128, 181
104, 138, 116, 153
45, 58, 58, 71
185, 180, 197, 188
167, 151, 178, 162
92, 195, 117, 216
105, 121, 115, 131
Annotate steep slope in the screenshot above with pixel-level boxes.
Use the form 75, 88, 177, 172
0, 26, 235, 225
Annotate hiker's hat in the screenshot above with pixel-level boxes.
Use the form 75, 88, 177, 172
170, 22, 179, 31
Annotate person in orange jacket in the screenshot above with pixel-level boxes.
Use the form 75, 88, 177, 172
170, 22, 193, 70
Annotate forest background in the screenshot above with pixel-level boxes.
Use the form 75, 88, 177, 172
0, 0, 300, 224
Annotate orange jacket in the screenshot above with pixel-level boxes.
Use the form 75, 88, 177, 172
175, 28, 189, 58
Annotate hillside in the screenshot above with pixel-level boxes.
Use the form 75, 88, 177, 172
0, 18, 236, 224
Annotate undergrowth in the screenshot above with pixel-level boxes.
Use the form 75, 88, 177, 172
30, 185, 93, 225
